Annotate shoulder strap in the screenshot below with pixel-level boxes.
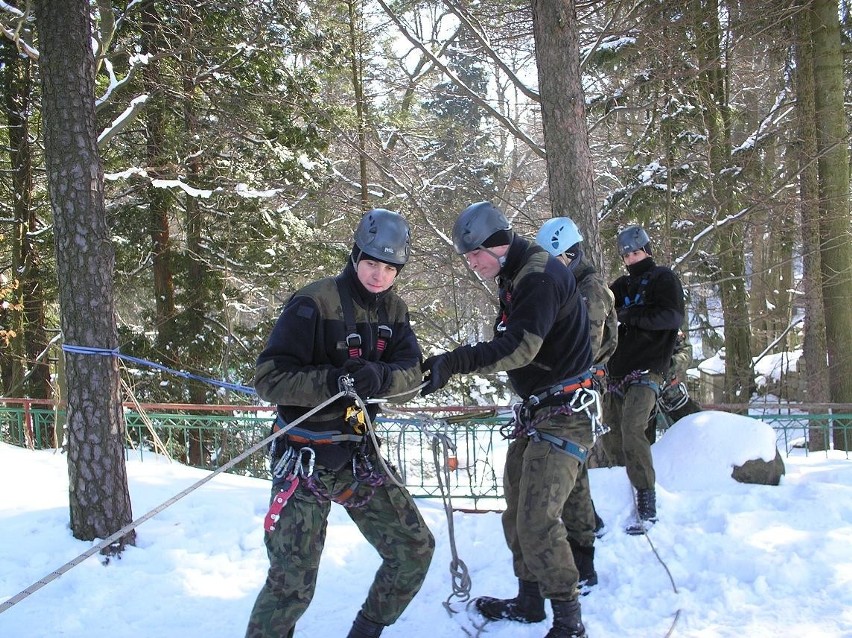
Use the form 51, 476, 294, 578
335, 276, 362, 358
335, 276, 393, 360
624, 273, 652, 308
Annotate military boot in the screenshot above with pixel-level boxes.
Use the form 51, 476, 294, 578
345, 611, 384, 638
626, 487, 658, 535
544, 599, 587, 638
637, 487, 657, 522
474, 578, 546, 623
568, 539, 598, 592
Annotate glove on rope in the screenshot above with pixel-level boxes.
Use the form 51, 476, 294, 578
343, 358, 386, 398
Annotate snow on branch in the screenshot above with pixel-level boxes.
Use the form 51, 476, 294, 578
97, 94, 148, 148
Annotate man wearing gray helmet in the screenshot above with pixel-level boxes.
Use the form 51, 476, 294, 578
246, 209, 434, 638
422, 202, 594, 638
603, 225, 684, 535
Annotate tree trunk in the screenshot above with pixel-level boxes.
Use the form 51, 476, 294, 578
34, 0, 135, 548
811, 0, 852, 445
792, 1, 830, 449
530, 0, 602, 269
3, 34, 51, 402
347, 0, 370, 210
2, 36, 28, 398
141, 0, 178, 360
181, 6, 208, 465
692, 0, 752, 405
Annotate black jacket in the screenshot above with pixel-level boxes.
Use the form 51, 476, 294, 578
254, 260, 422, 433
608, 257, 684, 378
449, 235, 592, 399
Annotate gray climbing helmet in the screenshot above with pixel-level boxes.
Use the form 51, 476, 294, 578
354, 208, 411, 266
452, 201, 513, 255
617, 225, 651, 257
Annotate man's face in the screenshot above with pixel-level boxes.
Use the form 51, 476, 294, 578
622, 249, 649, 266
356, 258, 398, 293
463, 245, 508, 279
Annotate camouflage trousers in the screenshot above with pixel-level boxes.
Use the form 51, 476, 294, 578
600, 374, 663, 490
502, 410, 593, 600
561, 461, 597, 548
245, 462, 435, 638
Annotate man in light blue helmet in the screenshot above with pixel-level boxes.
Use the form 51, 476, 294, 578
536, 217, 617, 590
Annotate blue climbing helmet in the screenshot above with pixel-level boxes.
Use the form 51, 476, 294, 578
536, 217, 584, 257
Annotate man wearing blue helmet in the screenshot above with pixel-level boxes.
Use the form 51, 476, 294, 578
603, 225, 684, 535
422, 202, 594, 638
536, 216, 617, 590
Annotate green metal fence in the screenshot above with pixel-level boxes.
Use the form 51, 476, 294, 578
1, 400, 850, 505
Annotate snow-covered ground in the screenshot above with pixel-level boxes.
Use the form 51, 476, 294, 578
2, 410, 851, 637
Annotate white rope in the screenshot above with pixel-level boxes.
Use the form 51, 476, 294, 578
0, 388, 349, 616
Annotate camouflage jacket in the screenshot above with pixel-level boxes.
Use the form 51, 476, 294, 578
571, 256, 617, 368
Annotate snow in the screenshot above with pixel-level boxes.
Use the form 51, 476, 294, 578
2, 410, 852, 637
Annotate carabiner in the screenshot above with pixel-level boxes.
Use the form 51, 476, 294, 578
298, 447, 316, 478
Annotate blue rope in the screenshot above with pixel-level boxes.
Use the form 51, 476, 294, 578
61, 344, 257, 395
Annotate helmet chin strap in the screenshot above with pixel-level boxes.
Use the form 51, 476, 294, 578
480, 246, 507, 268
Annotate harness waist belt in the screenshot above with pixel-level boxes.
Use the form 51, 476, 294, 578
528, 370, 594, 406
274, 417, 364, 445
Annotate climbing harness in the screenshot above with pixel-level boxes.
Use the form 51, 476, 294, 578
608, 369, 661, 397
502, 371, 604, 463
622, 273, 651, 308
303, 451, 387, 508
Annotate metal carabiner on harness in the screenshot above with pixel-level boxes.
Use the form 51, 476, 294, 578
569, 386, 607, 439
297, 446, 316, 478
338, 374, 357, 397
271, 446, 296, 480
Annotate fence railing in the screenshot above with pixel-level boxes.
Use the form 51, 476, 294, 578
1, 399, 850, 505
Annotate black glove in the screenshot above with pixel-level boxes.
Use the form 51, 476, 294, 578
617, 306, 635, 325
342, 358, 386, 398
421, 346, 478, 396
421, 354, 454, 396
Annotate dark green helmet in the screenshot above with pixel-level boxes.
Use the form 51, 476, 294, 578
617, 225, 651, 257
354, 209, 411, 266
452, 201, 513, 255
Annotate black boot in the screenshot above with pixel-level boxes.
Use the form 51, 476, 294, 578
346, 611, 384, 638
568, 539, 598, 592
593, 508, 607, 538
545, 599, 587, 638
626, 487, 658, 535
637, 487, 658, 522
474, 578, 546, 623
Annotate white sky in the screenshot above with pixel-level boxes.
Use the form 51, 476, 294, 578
1, 409, 851, 637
